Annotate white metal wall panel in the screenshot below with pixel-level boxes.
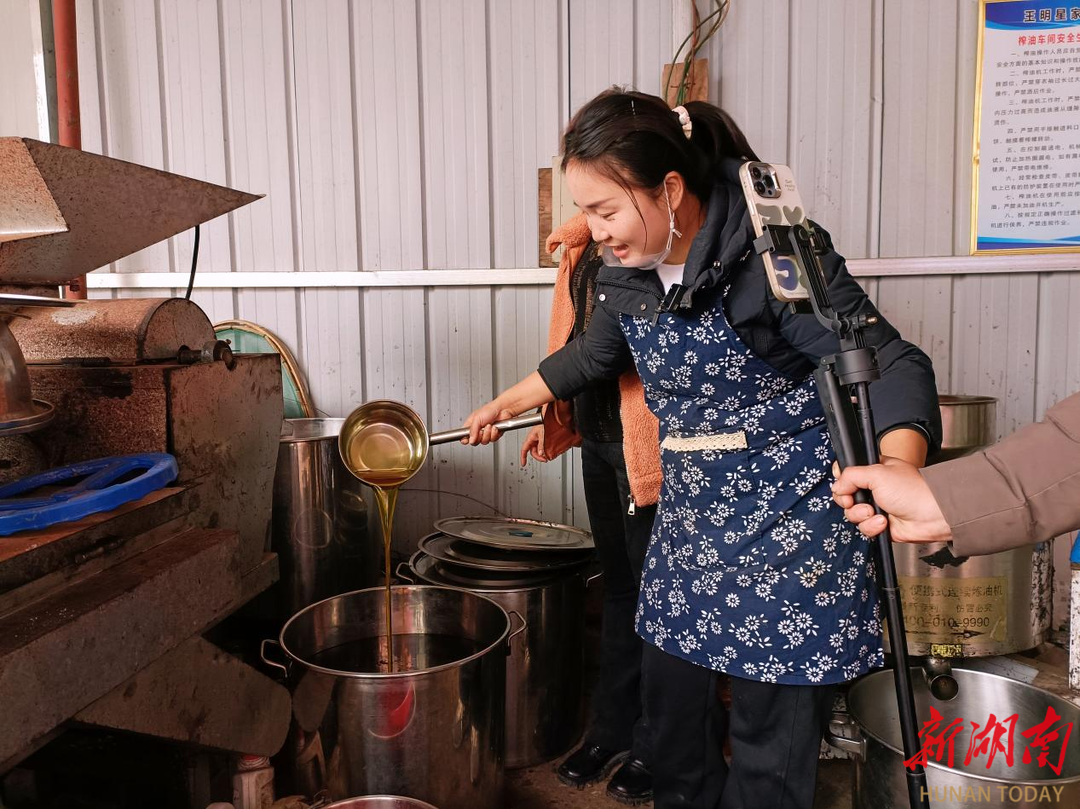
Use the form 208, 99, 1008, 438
874, 278, 954, 393
713, 0, 790, 165
490, 0, 564, 268
288, 0, 363, 417
950, 274, 1040, 437
353, 0, 423, 271
74, 0, 103, 152
874, 0, 960, 392
788, 0, 876, 258
427, 288, 496, 518
569, 0, 636, 111
879, 0, 958, 259
221, 0, 301, 366
418, 0, 492, 270
632, 0, 673, 94
300, 287, 363, 416
0, 0, 48, 139
292, 0, 358, 275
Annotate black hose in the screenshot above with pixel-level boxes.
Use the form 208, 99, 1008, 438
184, 224, 201, 300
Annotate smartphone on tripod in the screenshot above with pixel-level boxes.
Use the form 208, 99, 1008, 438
738, 161, 812, 303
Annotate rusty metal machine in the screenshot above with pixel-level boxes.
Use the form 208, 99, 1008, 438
0, 137, 290, 778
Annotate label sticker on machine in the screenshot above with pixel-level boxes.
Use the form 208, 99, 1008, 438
897, 575, 1009, 641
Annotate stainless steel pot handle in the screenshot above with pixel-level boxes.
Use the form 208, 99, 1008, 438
260, 638, 290, 678
395, 562, 415, 583
824, 710, 866, 760
507, 609, 528, 652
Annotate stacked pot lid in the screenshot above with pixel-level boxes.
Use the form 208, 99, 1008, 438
414, 516, 594, 588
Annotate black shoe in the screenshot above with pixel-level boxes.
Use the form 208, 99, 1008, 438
606, 758, 653, 805
557, 744, 630, 788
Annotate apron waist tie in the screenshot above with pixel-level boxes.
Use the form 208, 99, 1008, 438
660, 430, 748, 453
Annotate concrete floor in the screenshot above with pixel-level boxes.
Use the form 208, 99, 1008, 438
505, 752, 854, 809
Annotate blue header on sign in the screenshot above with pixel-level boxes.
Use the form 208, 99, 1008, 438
986, 1, 1080, 29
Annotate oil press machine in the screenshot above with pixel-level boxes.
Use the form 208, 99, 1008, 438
0, 137, 290, 782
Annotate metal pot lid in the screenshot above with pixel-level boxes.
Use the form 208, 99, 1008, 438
418, 532, 591, 573
433, 515, 594, 551
410, 552, 562, 589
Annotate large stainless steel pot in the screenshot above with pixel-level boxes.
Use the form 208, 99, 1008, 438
889, 395, 1052, 658
264, 585, 522, 808
827, 668, 1080, 808
888, 541, 1053, 658
270, 418, 375, 621
403, 550, 597, 769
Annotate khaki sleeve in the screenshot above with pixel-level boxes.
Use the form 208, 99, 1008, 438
920, 391, 1080, 556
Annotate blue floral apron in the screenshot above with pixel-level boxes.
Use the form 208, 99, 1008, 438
624, 283, 884, 685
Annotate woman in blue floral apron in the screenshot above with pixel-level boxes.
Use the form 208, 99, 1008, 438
464, 89, 941, 809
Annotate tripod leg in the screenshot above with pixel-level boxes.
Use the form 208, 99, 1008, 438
850, 381, 929, 809
816, 370, 929, 809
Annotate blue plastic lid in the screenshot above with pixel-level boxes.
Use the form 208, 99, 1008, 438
0, 453, 179, 536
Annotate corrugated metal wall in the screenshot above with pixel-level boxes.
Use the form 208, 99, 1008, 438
3, 0, 1078, 614
0, 0, 50, 140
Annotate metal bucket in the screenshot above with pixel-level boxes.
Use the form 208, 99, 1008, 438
404, 550, 597, 768
265, 585, 517, 808
827, 668, 1080, 808
270, 418, 375, 621
325, 798, 438, 809
932, 394, 998, 463
889, 395, 1052, 658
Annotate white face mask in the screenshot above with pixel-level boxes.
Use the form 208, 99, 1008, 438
601, 187, 683, 270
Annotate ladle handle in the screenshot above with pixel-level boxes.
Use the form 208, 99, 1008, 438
430, 412, 543, 446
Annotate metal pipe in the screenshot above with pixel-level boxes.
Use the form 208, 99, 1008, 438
921, 656, 958, 702
52, 0, 87, 300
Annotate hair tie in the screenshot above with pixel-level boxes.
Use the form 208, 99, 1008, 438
673, 105, 692, 140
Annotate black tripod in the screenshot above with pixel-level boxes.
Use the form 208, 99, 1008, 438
754, 223, 930, 809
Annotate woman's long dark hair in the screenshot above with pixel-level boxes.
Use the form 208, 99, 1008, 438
560, 88, 758, 203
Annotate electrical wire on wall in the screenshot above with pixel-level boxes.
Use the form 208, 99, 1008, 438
671, 0, 730, 106
184, 225, 200, 300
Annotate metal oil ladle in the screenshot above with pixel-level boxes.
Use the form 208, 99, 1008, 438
337, 399, 541, 672
338, 399, 542, 486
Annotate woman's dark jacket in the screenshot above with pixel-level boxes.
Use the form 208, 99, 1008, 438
538, 161, 942, 450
